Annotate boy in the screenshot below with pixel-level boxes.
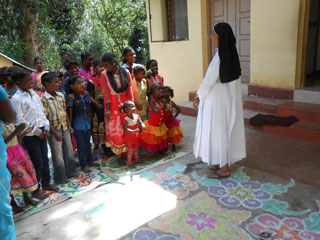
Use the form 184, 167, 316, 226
11, 69, 59, 200
41, 72, 77, 184
68, 75, 98, 173
62, 58, 79, 95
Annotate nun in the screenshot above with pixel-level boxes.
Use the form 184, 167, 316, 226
193, 22, 246, 179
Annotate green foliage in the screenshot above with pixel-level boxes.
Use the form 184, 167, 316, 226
0, 0, 149, 69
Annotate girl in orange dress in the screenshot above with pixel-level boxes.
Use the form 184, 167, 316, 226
100, 53, 134, 160
140, 84, 168, 154
161, 86, 183, 152
122, 101, 145, 167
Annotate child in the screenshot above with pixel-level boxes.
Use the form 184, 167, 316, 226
1, 66, 17, 98
146, 59, 164, 87
132, 64, 148, 120
11, 69, 59, 200
140, 84, 168, 154
88, 59, 106, 152
62, 58, 80, 95
161, 86, 183, 152
41, 72, 77, 184
68, 75, 98, 173
1, 122, 38, 213
79, 52, 94, 89
121, 47, 137, 77
122, 101, 145, 167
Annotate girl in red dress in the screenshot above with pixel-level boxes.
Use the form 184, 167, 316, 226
140, 84, 168, 154
161, 86, 183, 152
122, 101, 145, 167
146, 59, 164, 87
100, 53, 134, 162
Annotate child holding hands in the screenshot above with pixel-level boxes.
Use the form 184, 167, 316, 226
122, 101, 145, 167
11, 69, 59, 200
2, 122, 38, 213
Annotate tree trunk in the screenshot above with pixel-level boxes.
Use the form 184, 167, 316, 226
21, 2, 43, 67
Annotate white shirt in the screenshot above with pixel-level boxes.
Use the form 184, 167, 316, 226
11, 88, 50, 136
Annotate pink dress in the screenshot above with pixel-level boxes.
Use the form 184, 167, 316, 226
163, 101, 183, 144
149, 74, 164, 87
2, 123, 38, 195
100, 68, 134, 155
31, 71, 47, 97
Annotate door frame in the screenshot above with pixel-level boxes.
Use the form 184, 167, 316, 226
296, 0, 311, 89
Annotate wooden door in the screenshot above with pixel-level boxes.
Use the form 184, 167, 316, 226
210, 0, 251, 83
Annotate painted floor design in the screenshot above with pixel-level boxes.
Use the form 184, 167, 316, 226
121, 162, 320, 240
13, 151, 189, 222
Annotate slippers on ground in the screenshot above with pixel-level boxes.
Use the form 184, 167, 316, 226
209, 165, 220, 171
207, 172, 230, 179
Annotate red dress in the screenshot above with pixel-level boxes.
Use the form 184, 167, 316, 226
163, 101, 184, 144
123, 114, 140, 144
140, 102, 168, 153
100, 69, 134, 155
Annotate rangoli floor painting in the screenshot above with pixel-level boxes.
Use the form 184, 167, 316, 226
120, 162, 320, 240
15, 157, 320, 240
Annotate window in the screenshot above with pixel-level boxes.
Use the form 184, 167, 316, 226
149, 0, 189, 42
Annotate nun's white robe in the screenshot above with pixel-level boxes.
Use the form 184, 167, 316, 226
193, 51, 246, 166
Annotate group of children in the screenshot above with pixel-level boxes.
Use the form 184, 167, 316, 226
0, 47, 183, 214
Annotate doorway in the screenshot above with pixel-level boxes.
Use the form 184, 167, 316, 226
305, 0, 320, 91
210, 0, 251, 83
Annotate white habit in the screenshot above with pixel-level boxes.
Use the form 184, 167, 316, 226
193, 51, 246, 166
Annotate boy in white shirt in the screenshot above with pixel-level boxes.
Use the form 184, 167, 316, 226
11, 69, 59, 200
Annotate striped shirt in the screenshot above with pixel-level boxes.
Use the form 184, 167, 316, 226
41, 91, 68, 130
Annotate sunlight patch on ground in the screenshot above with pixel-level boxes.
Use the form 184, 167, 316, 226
57, 176, 177, 239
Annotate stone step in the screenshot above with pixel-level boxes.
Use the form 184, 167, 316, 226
179, 102, 320, 143
277, 102, 320, 123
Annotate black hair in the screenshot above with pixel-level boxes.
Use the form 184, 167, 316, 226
146, 59, 157, 70
8, 66, 17, 74
122, 47, 134, 64
61, 51, 71, 57
147, 83, 161, 101
133, 64, 145, 75
119, 100, 135, 113
64, 58, 79, 70
81, 52, 93, 67
56, 71, 63, 79
101, 52, 118, 65
33, 56, 44, 65
41, 72, 58, 88
162, 86, 174, 98
0, 67, 10, 76
67, 75, 82, 87
11, 69, 31, 83
93, 59, 101, 68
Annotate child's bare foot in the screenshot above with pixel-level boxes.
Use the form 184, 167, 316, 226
172, 144, 177, 152
23, 193, 38, 206
43, 184, 59, 192
81, 166, 92, 173
32, 190, 48, 200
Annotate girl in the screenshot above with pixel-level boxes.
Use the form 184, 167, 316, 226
122, 101, 145, 167
121, 47, 137, 77
32, 56, 47, 97
132, 64, 148, 120
146, 59, 164, 87
161, 86, 183, 152
100, 52, 134, 161
88, 59, 106, 152
68, 75, 97, 173
79, 52, 94, 89
1, 122, 39, 213
140, 84, 168, 154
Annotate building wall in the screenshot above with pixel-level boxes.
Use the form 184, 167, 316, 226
146, 0, 209, 103
250, 0, 300, 89
0, 55, 13, 67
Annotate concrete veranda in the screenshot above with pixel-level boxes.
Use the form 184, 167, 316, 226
15, 115, 320, 240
